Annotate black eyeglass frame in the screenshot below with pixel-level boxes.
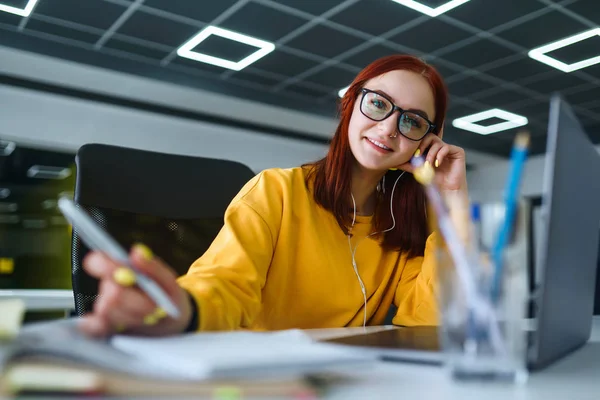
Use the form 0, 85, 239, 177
359, 88, 437, 141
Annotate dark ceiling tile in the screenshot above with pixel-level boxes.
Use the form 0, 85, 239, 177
142, 0, 239, 23
477, 88, 536, 107
523, 72, 589, 96
510, 101, 551, 121
579, 62, 600, 80
446, 103, 481, 120
274, 0, 344, 16
329, 0, 423, 36
545, 35, 600, 65
286, 24, 364, 58
564, 0, 600, 26
25, 19, 100, 44
428, 61, 460, 80
302, 66, 357, 89
391, 18, 472, 53
440, 39, 514, 69
497, 10, 589, 49
219, 2, 306, 42
103, 38, 172, 61
565, 87, 600, 106
284, 83, 330, 100
116, 11, 200, 47
443, 0, 545, 31
447, 76, 497, 97
250, 50, 319, 78
34, 0, 127, 30
485, 56, 556, 82
343, 44, 402, 68
227, 69, 282, 88
2, 0, 28, 8
0, 1, 26, 26
443, 127, 514, 157
169, 56, 228, 76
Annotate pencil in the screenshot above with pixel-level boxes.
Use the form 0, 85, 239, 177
490, 131, 530, 303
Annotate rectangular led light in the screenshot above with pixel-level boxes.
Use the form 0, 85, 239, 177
0, 0, 38, 17
390, 0, 471, 17
338, 85, 350, 98
452, 109, 528, 135
177, 25, 276, 71
27, 165, 71, 180
528, 28, 600, 73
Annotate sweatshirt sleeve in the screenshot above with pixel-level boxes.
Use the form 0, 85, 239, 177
176, 177, 279, 331
392, 232, 439, 326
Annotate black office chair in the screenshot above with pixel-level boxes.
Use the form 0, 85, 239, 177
70, 143, 255, 316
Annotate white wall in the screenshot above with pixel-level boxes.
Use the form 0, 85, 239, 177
0, 84, 329, 173
467, 145, 600, 202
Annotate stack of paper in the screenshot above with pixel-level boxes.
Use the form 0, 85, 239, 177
111, 329, 374, 380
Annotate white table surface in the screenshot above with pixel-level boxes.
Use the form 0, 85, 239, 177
0, 289, 74, 311
320, 317, 600, 400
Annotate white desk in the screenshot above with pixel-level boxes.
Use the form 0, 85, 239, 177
321, 317, 600, 400
0, 290, 74, 311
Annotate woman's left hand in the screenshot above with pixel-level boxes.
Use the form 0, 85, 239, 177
396, 130, 467, 193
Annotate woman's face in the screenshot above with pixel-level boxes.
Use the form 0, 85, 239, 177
347, 70, 436, 172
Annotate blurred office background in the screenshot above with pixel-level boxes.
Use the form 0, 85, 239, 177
0, 0, 599, 317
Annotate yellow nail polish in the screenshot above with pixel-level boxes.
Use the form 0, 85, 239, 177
113, 267, 137, 287
143, 314, 158, 326
134, 243, 153, 261
389, 167, 398, 171
435, 159, 439, 168
153, 307, 167, 319
414, 149, 421, 157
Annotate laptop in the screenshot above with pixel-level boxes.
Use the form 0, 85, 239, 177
324, 95, 600, 371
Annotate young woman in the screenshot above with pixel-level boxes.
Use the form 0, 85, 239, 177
80, 54, 468, 337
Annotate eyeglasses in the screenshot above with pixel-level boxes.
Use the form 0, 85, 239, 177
359, 88, 436, 141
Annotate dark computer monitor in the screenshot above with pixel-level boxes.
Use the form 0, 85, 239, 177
528, 95, 600, 370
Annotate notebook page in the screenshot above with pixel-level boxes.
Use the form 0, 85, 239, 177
111, 329, 374, 380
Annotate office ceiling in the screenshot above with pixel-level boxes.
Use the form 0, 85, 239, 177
0, 0, 599, 157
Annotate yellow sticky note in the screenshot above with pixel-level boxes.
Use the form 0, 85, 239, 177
0, 258, 14, 274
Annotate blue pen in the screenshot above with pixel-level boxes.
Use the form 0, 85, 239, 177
491, 131, 530, 303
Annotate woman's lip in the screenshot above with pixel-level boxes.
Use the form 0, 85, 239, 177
365, 137, 393, 153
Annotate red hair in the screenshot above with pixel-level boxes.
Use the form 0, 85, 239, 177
305, 55, 448, 258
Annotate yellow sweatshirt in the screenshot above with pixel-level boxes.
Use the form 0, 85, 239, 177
177, 167, 439, 331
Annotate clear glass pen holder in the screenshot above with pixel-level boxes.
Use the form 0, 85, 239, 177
435, 201, 530, 384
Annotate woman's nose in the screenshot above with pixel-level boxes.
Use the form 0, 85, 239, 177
377, 115, 398, 138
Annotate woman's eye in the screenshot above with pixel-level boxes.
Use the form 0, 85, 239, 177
370, 99, 387, 110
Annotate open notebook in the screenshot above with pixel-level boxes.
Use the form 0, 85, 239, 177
1, 318, 375, 382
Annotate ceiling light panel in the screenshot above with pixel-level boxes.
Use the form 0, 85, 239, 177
452, 108, 528, 135
177, 25, 276, 71
528, 28, 600, 73
0, 0, 38, 17
389, 0, 471, 17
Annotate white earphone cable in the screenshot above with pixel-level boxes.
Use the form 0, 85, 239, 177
347, 171, 405, 328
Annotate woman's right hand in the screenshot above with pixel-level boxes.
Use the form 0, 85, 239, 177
79, 244, 194, 337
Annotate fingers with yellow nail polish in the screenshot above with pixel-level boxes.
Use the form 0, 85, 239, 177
134, 243, 153, 261
113, 267, 136, 287
143, 314, 158, 326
